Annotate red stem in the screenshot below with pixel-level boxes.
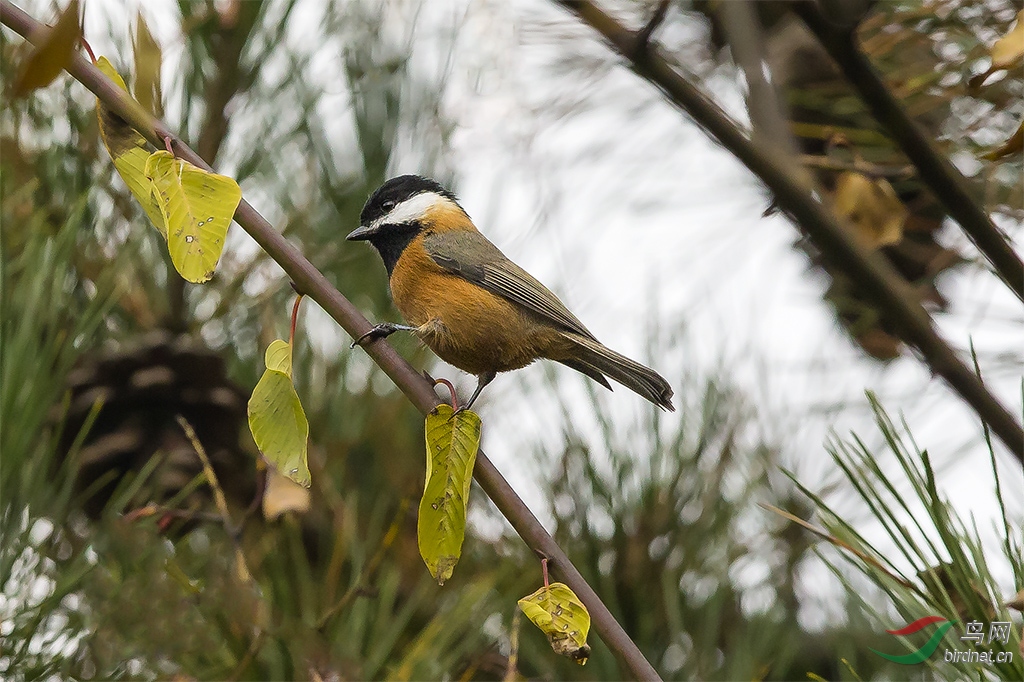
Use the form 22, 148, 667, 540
433, 378, 458, 409
80, 36, 96, 63
289, 294, 303, 347
541, 557, 550, 589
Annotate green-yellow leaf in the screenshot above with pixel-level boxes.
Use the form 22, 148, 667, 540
133, 10, 164, 118
264, 338, 292, 376
418, 404, 481, 585
248, 340, 310, 487
145, 150, 241, 283
12, 0, 81, 97
518, 582, 592, 665
95, 56, 166, 236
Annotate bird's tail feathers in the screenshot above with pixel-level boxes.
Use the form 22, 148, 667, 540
559, 335, 675, 411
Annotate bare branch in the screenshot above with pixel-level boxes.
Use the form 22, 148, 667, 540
553, 0, 1023, 461
794, 1, 1024, 304
634, 0, 668, 57
716, 0, 798, 158
0, 2, 662, 678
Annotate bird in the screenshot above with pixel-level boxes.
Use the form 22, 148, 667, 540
346, 175, 674, 412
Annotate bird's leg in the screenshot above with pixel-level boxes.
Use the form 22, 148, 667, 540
458, 371, 496, 413
351, 322, 418, 348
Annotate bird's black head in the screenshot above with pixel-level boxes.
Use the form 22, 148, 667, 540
347, 175, 461, 275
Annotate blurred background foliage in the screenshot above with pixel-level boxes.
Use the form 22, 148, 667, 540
1, 0, 1020, 680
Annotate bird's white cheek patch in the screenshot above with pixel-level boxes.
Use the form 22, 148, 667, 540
373, 192, 448, 231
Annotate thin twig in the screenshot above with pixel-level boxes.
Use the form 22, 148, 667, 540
122, 503, 223, 526
799, 154, 914, 179
554, 0, 1023, 462
0, 4, 661, 679
794, 1, 1024, 304
177, 415, 253, 584
633, 0, 668, 58
503, 609, 522, 682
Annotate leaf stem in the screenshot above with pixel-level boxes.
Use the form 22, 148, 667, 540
433, 377, 458, 409
289, 293, 303, 348
80, 35, 95, 63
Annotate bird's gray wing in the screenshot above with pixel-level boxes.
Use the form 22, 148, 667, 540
423, 230, 597, 340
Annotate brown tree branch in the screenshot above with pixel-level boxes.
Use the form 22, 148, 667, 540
794, 1, 1024, 305
553, 0, 1023, 462
716, 0, 798, 158
0, 2, 661, 679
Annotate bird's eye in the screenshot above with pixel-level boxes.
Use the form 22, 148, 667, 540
382, 200, 396, 210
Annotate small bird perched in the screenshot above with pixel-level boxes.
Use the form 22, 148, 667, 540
347, 175, 674, 411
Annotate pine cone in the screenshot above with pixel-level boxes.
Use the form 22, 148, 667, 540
54, 331, 255, 520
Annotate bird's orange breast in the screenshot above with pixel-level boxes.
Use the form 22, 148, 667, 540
389, 234, 567, 375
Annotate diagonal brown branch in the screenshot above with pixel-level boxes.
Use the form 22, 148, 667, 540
553, 0, 1023, 462
0, 2, 660, 679
794, 1, 1024, 305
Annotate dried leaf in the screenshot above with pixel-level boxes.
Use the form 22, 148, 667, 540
12, 0, 81, 97
518, 582, 591, 665
418, 404, 481, 585
262, 466, 311, 520
1007, 589, 1024, 612
133, 11, 164, 117
832, 171, 907, 249
991, 10, 1024, 71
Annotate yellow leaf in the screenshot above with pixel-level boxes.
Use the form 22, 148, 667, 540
95, 56, 166, 236
248, 340, 310, 487
12, 0, 81, 97
832, 171, 907, 249
518, 582, 591, 665
992, 10, 1024, 71
983, 121, 1023, 161
133, 11, 164, 118
418, 404, 481, 585
145, 150, 241, 283
262, 466, 311, 520
264, 338, 292, 377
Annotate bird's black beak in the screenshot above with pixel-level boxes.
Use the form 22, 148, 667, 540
346, 224, 376, 241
